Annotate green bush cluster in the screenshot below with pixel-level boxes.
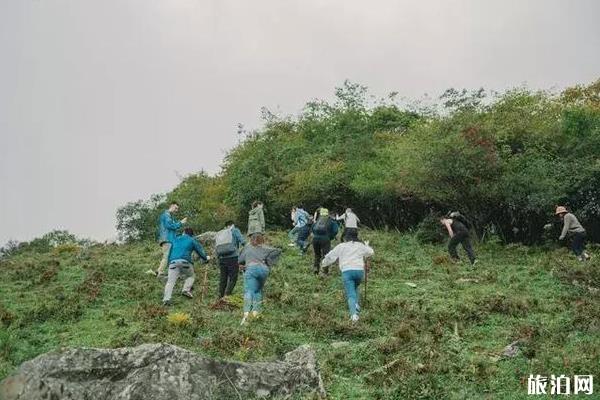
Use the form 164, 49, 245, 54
117, 79, 600, 244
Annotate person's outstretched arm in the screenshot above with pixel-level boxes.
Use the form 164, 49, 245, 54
321, 246, 340, 268
233, 227, 246, 247
192, 239, 208, 262
559, 215, 572, 240
162, 212, 182, 230
442, 219, 454, 237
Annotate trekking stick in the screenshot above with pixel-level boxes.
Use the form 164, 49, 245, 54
364, 258, 370, 308
201, 264, 209, 301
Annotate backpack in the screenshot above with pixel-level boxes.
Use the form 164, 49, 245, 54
215, 227, 237, 257
451, 212, 471, 229
313, 216, 329, 236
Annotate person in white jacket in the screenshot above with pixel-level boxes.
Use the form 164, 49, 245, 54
321, 230, 374, 322
336, 208, 360, 242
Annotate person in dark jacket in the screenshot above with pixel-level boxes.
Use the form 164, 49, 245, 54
440, 211, 476, 266
311, 208, 339, 274
162, 228, 208, 305
214, 221, 246, 298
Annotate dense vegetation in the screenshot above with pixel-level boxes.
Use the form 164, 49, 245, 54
116, 79, 600, 244
1, 231, 598, 398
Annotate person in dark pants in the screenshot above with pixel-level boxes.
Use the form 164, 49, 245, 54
441, 212, 476, 266
214, 221, 246, 298
311, 208, 339, 274
556, 206, 590, 261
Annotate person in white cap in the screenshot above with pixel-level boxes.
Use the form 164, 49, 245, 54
555, 206, 590, 261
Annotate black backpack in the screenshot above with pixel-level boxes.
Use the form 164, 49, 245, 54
451, 212, 471, 229
313, 216, 329, 235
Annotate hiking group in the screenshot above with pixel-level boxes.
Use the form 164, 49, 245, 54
153, 201, 591, 324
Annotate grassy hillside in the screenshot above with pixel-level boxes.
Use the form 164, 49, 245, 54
1, 231, 598, 399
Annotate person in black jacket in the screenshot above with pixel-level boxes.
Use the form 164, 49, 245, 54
440, 211, 477, 266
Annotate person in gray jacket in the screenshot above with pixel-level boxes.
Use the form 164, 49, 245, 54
247, 201, 265, 237
238, 233, 281, 325
556, 206, 590, 261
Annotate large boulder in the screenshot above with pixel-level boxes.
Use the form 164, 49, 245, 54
0, 343, 325, 400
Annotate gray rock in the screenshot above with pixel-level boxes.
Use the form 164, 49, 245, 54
0, 343, 326, 400
502, 340, 521, 358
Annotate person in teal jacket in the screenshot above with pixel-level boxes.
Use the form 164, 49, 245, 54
311, 208, 339, 275
162, 228, 209, 305
155, 202, 187, 276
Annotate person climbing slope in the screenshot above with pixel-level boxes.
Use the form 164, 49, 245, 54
238, 233, 282, 325
247, 201, 266, 238
321, 230, 374, 323
293, 204, 311, 255
154, 202, 187, 277
311, 208, 339, 274
336, 207, 360, 242
555, 206, 591, 261
162, 228, 209, 306
214, 220, 246, 299
440, 211, 477, 266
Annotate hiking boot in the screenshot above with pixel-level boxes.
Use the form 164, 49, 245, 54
181, 290, 193, 299
162, 300, 172, 307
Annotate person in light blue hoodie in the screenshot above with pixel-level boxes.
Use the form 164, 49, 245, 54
155, 202, 187, 276
293, 205, 311, 255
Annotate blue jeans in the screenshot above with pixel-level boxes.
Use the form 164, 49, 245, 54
342, 269, 364, 316
288, 226, 299, 241
243, 265, 269, 312
295, 225, 310, 252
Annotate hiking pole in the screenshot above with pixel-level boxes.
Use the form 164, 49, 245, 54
201, 260, 209, 302
364, 258, 370, 308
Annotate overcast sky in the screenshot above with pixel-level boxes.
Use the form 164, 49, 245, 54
0, 0, 599, 244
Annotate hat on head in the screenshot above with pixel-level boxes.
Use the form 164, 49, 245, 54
320, 208, 329, 217
555, 206, 568, 215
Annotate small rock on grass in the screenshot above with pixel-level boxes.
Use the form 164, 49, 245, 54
502, 340, 521, 358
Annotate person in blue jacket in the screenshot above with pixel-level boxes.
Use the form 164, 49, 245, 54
162, 228, 209, 306
155, 202, 187, 276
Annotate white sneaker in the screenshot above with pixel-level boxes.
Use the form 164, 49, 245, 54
181, 290, 193, 299
350, 314, 359, 323
288, 243, 296, 247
